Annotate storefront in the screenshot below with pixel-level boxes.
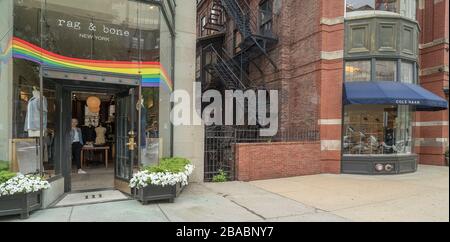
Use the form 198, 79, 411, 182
342, 82, 448, 174
0, 0, 176, 203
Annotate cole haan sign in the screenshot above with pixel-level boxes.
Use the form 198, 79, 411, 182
57, 19, 131, 42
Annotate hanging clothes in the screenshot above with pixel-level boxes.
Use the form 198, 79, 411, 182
24, 96, 48, 133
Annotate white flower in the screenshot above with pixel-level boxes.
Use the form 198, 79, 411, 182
0, 174, 51, 197
129, 164, 195, 189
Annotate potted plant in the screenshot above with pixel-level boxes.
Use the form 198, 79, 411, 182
130, 158, 194, 204
0, 164, 50, 219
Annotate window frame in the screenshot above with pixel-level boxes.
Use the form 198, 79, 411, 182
344, 57, 418, 84
259, 0, 273, 36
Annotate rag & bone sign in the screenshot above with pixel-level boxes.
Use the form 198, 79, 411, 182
57, 18, 130, 42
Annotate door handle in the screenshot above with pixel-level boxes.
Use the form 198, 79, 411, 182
126, 131, 137, 151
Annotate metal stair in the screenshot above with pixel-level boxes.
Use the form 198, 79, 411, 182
204, 0, 226, 32
220, 0, 278, 70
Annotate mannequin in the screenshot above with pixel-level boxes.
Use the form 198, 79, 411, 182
25, 87, 48, 137
95, 123, 107, 145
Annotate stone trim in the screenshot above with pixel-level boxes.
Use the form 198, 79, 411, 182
420, 38, 449, 49
320, 17, 344, 26
415, 138, 449, 147
321, 140, 341, 151
318, 119, 342, 125
413, 121, 449, 127
419, 65, 449, 76
320, 50, 344, 60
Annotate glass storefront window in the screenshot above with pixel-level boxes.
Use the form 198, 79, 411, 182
0, 0, 13, 165
346, 0, 417, 20
345, 59, 417, 84
10, 0, 170, 176
14, 0, 161, 62
401, 61, 414, 84
375, 60, 397, 81
345, 60, 371, 82
343, 105, 413, 155
140, 1, 174, 167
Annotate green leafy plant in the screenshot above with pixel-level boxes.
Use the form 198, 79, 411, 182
130, 158, 194, 188
0, 160, 10, 172
145, 157, 192, 173
0, 171, 17, 185
212, 169, 228, 183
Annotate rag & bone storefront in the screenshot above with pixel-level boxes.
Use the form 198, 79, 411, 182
0, 0, 176, 205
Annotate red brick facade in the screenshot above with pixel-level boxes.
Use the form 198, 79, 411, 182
235, 142, 321, 181
416, 0, 449, 166
197, 0, 449, 181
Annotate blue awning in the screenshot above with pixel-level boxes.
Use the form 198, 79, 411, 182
344, 82, 448, 111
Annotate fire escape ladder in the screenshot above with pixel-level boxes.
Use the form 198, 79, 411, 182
220, 0, 278, 71
204, 44, 247, 91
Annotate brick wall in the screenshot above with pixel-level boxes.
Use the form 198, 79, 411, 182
416, 0, 449, 166
235, 142, 322, 181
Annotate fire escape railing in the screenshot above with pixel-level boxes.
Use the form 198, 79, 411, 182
204, 44, 248, 91
220, 0, 278, 71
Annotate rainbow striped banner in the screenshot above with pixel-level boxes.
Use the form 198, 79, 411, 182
11, 37, 173, 91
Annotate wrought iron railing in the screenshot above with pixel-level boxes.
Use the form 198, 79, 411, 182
204, 127, 320, 181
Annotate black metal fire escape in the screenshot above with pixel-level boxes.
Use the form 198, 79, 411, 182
221, 0, 278, 71
202, 0, 277, 181
203, 0, 278, 93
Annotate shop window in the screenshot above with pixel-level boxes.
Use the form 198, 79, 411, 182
345, 60, 371, 82
9, 0, 170, 178
259, 0, 273, 36
375, 60, 397, 82
401, 61, 415, 84
343, 105, 413, 155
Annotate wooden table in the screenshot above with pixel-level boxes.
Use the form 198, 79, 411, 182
81, 146, 110, 169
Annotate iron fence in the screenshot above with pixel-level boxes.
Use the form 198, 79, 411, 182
204, 126, 320, 181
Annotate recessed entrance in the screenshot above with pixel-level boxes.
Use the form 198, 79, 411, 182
43, 71, 140, 195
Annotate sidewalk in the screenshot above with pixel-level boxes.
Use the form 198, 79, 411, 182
2, 165, 447, 222
2, 182, 347, 222
251, 165, 449, 222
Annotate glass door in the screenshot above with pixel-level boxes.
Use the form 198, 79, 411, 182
115, 88, 138, 194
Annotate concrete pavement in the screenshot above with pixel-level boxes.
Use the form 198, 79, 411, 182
251, 165, 449, 222
2, 181, 348, 222
1, 165, 447, 222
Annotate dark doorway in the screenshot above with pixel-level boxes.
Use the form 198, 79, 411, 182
43, 76, 139, 193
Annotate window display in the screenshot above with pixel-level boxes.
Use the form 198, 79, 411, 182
95, 124, 107, 145
343, 105, 413, 155
345, 60, 371, 82
376, 60, 397, 82
24, 87, 48, 137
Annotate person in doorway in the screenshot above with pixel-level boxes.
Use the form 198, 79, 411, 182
71, 119, 87, 174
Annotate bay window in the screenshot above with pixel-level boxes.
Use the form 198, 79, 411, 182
376, 60, 397, 82
346, 0, 417, 20
345, 58, 417, 84
345, 61, 371, 82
